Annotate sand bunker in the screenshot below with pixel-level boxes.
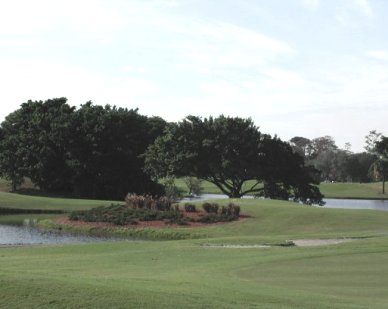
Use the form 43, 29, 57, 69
203, 238, 354, 249
290, 238, 354, 247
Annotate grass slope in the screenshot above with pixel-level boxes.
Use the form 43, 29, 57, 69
175, 178, 388, 199
320, 182, 388, 199
0, 191, 116, 211
1, 196, 388, 308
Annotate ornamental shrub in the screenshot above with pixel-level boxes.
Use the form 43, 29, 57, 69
202, 202, 219, 214
184, 203, 196, 212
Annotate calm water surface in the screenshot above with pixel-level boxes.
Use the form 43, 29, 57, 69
0, 216, 118, 246
2, 196, 388, 245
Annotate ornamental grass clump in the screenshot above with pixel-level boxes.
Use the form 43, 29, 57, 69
125, 193, 172, 211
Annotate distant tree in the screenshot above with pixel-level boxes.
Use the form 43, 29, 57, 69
364, 130, 382, 153
374, 136, 388, 194
145, 116, 323, 204
184, 177, 203, 196
289, 136, 313, 159
312, 149, 348, 182
310, 136, 337, 159
345, 152, 376, 182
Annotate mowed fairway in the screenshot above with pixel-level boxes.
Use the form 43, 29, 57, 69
1, 195, 388, 308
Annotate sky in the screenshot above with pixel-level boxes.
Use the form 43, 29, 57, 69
0, 0, 387, 152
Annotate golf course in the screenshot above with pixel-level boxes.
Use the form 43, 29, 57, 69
1, 181, 388, 309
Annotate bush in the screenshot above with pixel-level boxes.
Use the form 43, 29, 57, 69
69, 203, 186, 226
196, 213, 238, 223
220, 203, 240, 216
202, 202, 219, 214
184, 203, 196, 212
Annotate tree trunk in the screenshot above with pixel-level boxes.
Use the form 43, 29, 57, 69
11, 180, 17, 192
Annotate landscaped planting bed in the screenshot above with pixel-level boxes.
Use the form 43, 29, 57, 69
68, 194, 241, 227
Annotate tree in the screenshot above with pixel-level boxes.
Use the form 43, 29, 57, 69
184, 177, 203, 196
344, 152, 376, 182
364, 130, 382, 153
145, 116, 323, 204
0, 99, 166, 199
67, 103, 166, 199
289, 136, 313, 159
0, 121, 24, 191
374, 136, 388, 194
0, 98, 75, 192
310, 136, 337, 159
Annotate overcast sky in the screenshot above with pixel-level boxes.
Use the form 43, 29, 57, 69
1, 0, 387, 151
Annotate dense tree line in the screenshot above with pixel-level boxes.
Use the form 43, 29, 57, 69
0, 98, 165, 199
2, 98, 385, 202
289, 132, 386, 184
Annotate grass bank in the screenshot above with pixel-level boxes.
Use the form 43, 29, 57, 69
175, 178, 388, 199
1, 192, 388, 307
2, 179, 388, 308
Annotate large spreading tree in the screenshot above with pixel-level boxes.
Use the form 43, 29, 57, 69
145, 115, 324, 205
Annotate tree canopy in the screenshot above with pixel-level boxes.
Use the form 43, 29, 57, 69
0, 98, 165, 199
145, 116, 324, 205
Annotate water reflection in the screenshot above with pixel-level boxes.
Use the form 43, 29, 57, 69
0, 215, 117, 246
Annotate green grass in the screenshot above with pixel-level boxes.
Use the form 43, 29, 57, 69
175, 178, 388, 199
0, 191, 117, 211
319, 182, 388, 199
2, 177, 388, 308
2, 196, 388, 308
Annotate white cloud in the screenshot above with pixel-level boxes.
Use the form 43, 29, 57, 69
301, 0, 320, 9
367, 50, 388, 61
0, 59, 160, 119
0, 0, 125, 41
335, 0, 373, 27
352, 0, 373, 17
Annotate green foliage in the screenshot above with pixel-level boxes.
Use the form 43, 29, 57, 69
145, 115, 323, 204
0, 99, 166, 199
196, 213, 238, 223
162, 177, 184, 201
184, 203, 196, 212
183, 177, 203, 195
69, 203, 187, 225
201, 202, 240, 217
202, 202, 219, 214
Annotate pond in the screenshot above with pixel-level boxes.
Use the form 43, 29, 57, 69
323, 198, 388, 211
0, 215, 117, 246
182, 194, 388, 211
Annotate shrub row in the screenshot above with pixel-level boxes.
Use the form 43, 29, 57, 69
202, 202, 240, 216
69, 204, 187, 225
68, 198, 241, 226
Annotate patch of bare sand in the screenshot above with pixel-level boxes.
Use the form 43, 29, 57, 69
290, 239, 354, 247
203, 238, 354, 249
